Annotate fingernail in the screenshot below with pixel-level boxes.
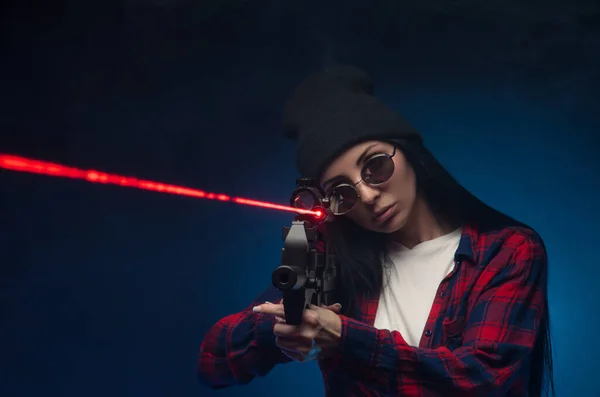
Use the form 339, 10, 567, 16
335, 303, 342, 309
252, 306, 262, 312
264, 301, 272, 304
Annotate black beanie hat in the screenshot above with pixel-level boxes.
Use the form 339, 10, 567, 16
282, 64, 423, 179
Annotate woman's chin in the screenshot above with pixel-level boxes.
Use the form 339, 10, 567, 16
376, 211, 408, 234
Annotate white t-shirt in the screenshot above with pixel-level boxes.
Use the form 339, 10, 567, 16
373, 228, 462, 347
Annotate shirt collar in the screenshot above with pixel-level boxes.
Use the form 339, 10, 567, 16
454, 221, 479, 265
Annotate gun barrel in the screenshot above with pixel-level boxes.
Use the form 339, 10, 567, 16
271, 265, 307, 291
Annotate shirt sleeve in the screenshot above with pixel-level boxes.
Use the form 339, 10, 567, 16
197, 285, 292, 389
335, 233, 548, 397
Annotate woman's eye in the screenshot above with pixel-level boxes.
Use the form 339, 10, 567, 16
364, 156, 385, 173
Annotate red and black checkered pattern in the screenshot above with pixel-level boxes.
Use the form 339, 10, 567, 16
198, 222, 548, 397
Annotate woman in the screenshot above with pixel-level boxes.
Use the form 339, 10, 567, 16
197, 65, 554, 397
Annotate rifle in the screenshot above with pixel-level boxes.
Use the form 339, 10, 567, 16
271, 177, 338, 326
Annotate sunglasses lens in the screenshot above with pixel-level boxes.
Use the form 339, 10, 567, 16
329, 185, 358, 215
363, 156, 394, 184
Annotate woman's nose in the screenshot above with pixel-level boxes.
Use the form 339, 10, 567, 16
356, 181, 380, 205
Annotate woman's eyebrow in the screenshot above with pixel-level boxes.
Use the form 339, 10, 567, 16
321, 175, 344, 191
355, 143, 379, 166
322, 144, 382, 189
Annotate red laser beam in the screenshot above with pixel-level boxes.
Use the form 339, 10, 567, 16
0, 154, 323, 218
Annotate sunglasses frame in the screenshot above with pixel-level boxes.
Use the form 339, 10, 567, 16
325, 146, 397, 215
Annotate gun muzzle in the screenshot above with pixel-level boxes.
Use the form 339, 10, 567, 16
271, 265, 306, 291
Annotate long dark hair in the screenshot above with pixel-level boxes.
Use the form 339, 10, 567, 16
324, 138, 555, 397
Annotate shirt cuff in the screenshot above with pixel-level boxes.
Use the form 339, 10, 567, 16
337, 315, 379, 369
254, 312, 278, 347
337, 314, 412, 372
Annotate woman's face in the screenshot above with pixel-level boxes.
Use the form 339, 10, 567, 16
319, 140, 417, 233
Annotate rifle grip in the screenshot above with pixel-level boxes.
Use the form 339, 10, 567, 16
283, 289, 305, 326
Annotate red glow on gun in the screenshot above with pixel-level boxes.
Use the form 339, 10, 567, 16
0, 154, 321, 217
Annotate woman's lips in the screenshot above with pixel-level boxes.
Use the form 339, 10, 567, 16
373, 204, 396, 223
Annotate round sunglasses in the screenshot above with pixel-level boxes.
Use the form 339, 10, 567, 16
324, 146, 397, 215
291, 146, 397, 216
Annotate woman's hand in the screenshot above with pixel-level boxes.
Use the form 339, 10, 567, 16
253, 301, 343, 362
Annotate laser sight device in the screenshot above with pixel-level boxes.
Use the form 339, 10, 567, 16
271, 177, 338, 326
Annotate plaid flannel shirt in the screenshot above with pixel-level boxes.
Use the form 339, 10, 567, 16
198, 221, 548, 396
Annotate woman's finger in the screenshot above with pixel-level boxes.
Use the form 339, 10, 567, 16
278, 346, 309, 362
252, 303, 285, 317
275, 323, 320, 342
321, 303, 343, 313
274, 323, 300, 338
277, 339, 313, 355
276, 337, 309, 354
277, 339, 322, 363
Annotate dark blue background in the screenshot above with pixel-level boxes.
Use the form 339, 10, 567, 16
1, 1, 599, 396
